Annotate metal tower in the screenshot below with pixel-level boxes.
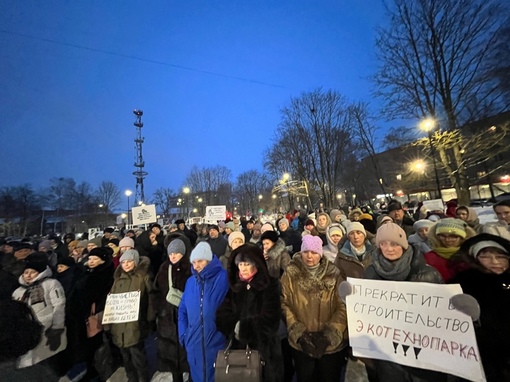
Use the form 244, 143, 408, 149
132, 109, 148, 204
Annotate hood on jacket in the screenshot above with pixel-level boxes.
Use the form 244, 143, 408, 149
18, 266, 52, 287
456, 205, 481, 224
340, 239, 374, 259
191, 254, 224, 280
228, 243, 271, 292
114, 255, 151, 279
325, 224, 344, 248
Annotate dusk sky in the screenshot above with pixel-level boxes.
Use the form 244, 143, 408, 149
0, 1, 390, 198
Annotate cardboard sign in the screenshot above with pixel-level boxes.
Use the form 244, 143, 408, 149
346, 278, 485, 382
102, 291, 141, 324
205, 205, 226, 221
131, 204, 157, 225
422, 199, 444, 212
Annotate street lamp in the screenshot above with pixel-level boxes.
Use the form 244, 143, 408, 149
183, 187, 190, 217
419, 118, 442, 200
125, 190, 132, 226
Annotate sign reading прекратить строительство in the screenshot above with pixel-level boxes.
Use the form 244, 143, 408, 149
345, 278, 485, 382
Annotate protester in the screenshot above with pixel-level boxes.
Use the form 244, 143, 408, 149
316, 212, 332, 245
136, 223, 165, 277
483, 200, 510, 240
261, 230, 291, 279
281, 235, 348, 382
221, 231, 245, 270
450, 233, 510, 381
385, 200, 414, 237
322, 224, 345, 263
455, 205, 483, 233
335, 222, 374, 279
249, 222, 262, 244
207, 224, 228, 258
107, 237, 121, 268
178, 242, 229, 382
153, 237, 192, 382
278, 217, 302, 255
105, 249, 154, 382
217, 244, 283, 382
408, 219, 434, 255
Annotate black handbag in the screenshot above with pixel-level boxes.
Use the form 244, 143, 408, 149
93, 333, 122, 381
214, 339, 264, 381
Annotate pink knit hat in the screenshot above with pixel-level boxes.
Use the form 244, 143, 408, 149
301, 235, 323, 256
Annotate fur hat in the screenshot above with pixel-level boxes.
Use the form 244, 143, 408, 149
228, 231, 245, 247
108, 238, 120, 247
57, 256, 76, 268
190, 242, 213, 262
261, 230, 279, 244
376, 223, 408, 250
24, 257, 48, 273
347, 222, 366, 237
167, 238, 186, 255
301, 234, 323, 256
435, 218, 467, 239
88, 246, 113, 261
413, 219, 434, 231
119, 237, 135, 248
120, 249, 140, 265
387, 200, 403, 212
174, 219, 185, 226
225, 222, 235, 231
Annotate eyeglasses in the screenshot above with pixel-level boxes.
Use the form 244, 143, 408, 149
437, 234, 461, 241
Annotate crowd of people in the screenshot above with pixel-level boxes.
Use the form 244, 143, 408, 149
0, 198, 509, 382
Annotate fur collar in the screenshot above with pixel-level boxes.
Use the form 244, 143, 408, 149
266, 238, 287, 260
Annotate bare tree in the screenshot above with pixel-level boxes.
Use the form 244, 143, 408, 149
184, 166, 233, 206
383, 126, 419, 150
152, 187, 176, 216
373, 0, 509, 204
265, 89, 358, 208
96, 181, 120, 213
47, 177, 77, 214
235, 170, 266, 215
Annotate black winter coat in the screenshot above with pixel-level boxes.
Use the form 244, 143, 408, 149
450, 268, 510, 381
137, 230, 165, 277
216, 244, 283, 382
279, 228, 302, 255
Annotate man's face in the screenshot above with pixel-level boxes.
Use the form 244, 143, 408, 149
152, 227, 161, 235
103, 232, 111, 239
247, 222, 254, 230
388, 209, 404, 223
495, 206, 510, 224
209, 229, 219, 239
178, 223, 185, 231
14, 248, 32, 260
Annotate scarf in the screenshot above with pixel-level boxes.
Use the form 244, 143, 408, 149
21, 281, 46, 306
350, 243, 367, 261
372, 247, 413, 281
239, 268, 258, 284
432, 246, 459, 260
305, 262, 321, 277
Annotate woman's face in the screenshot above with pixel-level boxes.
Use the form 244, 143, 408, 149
23, 269, 39, 284
192, 259, 209, 273
169, 252, 183, 264
231, 238, 244, 251
349, 231, 365, 248
87, 255, 105, 269
456, 210, 469, 222
302, 250, 321, 267
477, 249, 509, 274
57, 264, 69, 273
438, 234, 463, 248
417, 227, 429, 240
330, 234, 342, 245
318, 215, 327, 227
121, 259, 136, 273
238, 262, 256, 279
379, 241, 404, 261
262, 239, 274, 252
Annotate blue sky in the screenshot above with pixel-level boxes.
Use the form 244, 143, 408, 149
0, 0, 388, 197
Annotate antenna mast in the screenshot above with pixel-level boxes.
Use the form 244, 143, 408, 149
132, 109, 148, 205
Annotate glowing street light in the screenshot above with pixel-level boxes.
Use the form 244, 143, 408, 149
419, 118, 442, 200
125, 190, 132, 226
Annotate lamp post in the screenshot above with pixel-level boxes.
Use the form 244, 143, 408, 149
125, 190, 132, 226
183, 187, 190, 218
419, 118, 442, 200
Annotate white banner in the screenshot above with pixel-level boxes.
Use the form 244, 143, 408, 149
102, 291, 141, 324
346, 277, 485, 382
131, 204, 157, 225
205, 205, 226, 221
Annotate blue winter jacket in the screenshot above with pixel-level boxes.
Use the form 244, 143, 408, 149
178, 255, 228, 382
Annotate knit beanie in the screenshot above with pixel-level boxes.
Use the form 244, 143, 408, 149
38, 240, 52, 252
305, 219, 315, 227
413, 219, 434, 231
77, 240, 88, 248
90, 236, 102, 247
167, 238, 186, 255
190, 242, 213, 262
108, 238, 120, 247
120, 249, 140, 265
225, 222, 235, 231
278, 218, 289, 227
347, 222, 367, 237
261, 223, 274, 233
301, 235, 323, 256
261, 230, 279, 243
376, 223, 408, 250
218, 221, 226, 229
469, 241, 509, 258
435, 218, 467, 239
328, 225, 344, 237
380, 216, 394, 225
228, 231, 245, 247
387, 200, 403, 212
209, 224, 219, 232
119, 237, 135, 248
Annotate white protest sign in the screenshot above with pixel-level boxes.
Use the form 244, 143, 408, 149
346, 277, 485, 382
205, 205, 226, 221
422, 199, 444, 212
102, 291, 141, 324
131, 204, 157, 225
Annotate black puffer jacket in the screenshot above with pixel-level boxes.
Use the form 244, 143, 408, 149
216, 244, 283, 382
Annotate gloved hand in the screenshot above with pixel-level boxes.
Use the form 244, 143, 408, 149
45, 328, 64, 351
338, 281, 352, 303
298, 332, 317, 358
450, 294, 480, 321
310, 331, 330, 358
